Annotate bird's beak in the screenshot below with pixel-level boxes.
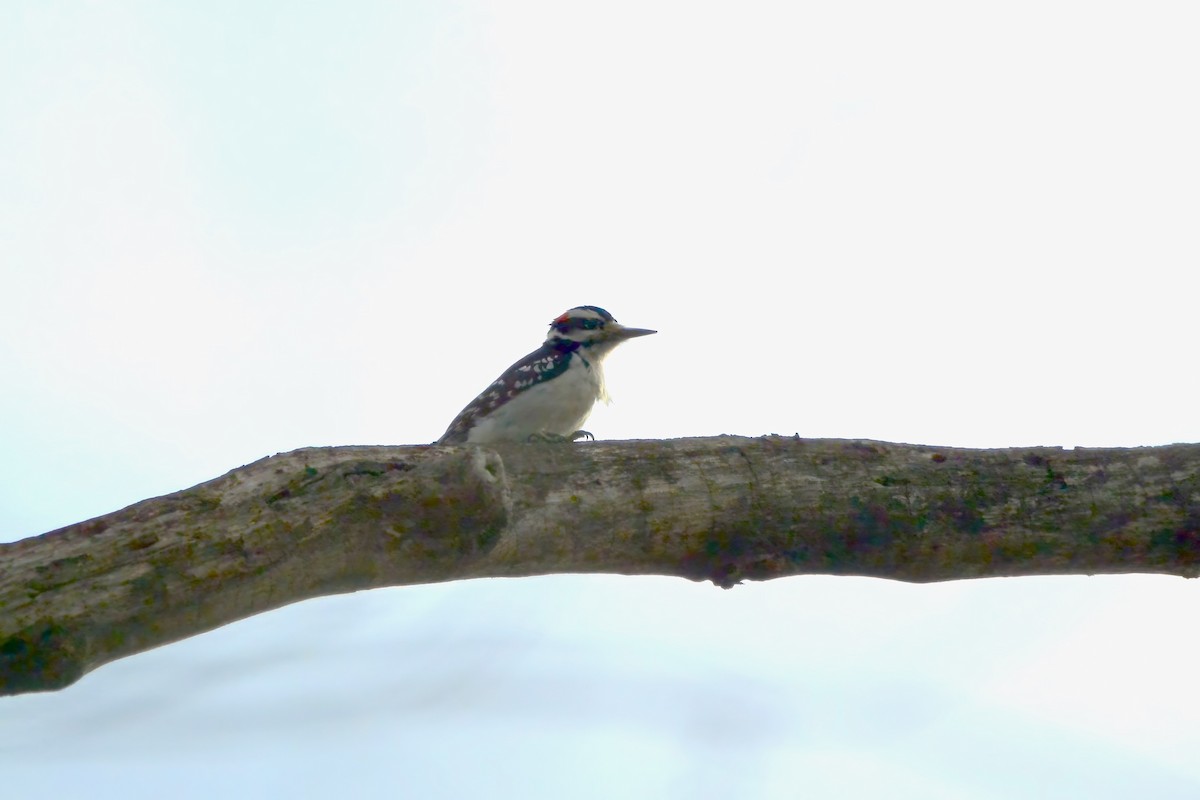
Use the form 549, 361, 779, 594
608, 324, 657, 341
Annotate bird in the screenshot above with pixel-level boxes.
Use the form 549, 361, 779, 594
437, 305, 656, 445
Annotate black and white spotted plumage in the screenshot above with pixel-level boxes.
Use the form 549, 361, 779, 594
437, 306, 655, 445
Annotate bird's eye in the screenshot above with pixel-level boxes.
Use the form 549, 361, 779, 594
581, 319, 600, 330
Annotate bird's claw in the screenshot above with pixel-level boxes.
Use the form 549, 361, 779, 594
527, 430, 594, 443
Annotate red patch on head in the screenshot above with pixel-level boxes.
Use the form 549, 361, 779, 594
553, 313, 570, 325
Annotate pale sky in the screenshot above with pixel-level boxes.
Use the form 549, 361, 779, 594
3, 2, 1199, 798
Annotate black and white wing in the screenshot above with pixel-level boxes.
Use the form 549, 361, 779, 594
436, 343, 577, 444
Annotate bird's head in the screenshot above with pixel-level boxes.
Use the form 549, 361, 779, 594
545, 305, 656, 356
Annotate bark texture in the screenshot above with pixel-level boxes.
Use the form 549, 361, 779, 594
3, 436, 1199, 695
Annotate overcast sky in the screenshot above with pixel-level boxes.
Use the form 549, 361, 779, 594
3, 2, 1199, 798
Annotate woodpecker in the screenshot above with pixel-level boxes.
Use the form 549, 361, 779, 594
437, 305, 656, 445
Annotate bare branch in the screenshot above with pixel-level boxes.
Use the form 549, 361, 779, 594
3, 437, 1199, 695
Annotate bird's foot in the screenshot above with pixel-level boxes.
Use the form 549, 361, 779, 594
527, 430, 594, 443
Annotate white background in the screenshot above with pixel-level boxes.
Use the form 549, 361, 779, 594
2, 2, 1198, 797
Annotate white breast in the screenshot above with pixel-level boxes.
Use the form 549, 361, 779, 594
465, 352, 606, 443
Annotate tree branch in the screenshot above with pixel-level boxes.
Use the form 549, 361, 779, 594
3, 437, 1199, 695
